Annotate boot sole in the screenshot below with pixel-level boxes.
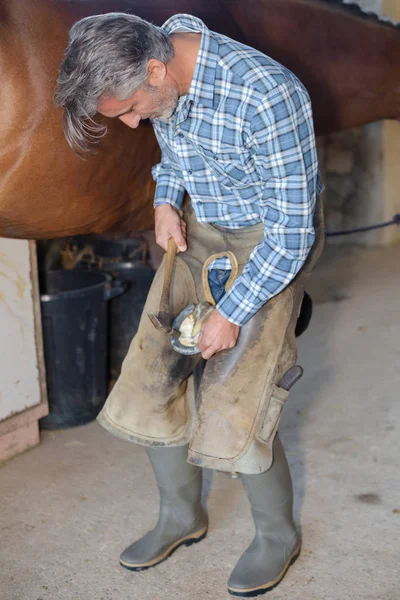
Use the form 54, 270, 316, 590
119, 527, 208, 572
227, 544, 301, 597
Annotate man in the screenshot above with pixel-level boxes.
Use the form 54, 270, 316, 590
55, 12, 324, 597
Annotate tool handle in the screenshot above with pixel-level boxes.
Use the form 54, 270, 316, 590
279, 366, 304, 391
159, 237, 178, 313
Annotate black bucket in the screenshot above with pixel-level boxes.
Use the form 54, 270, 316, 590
61, 235, 155, 381
39, 270, 125, 429
103, 262, 155, 381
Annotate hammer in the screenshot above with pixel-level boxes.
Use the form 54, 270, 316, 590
148, 236, 181, 337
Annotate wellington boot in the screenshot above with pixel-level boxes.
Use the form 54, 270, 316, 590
228, 435, 300, 597
120, 445, 208, 571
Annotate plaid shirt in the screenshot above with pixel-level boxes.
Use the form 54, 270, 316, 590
152, 14, 322, 326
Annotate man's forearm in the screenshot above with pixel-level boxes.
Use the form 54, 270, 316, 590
154, 204, 187, 252
216, 226, 315, 326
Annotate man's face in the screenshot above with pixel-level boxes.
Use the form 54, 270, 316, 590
97, 83, 179, 129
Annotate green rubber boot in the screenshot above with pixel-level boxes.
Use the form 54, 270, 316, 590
120, 445, 208, 571
228, 435, 300, 597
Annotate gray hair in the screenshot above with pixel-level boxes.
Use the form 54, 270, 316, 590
54, 13, 174, 155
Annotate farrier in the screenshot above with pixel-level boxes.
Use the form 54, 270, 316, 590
55, 13, 324, 597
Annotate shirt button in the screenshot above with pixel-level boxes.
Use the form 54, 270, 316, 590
187, 170, 193, 175
179, 133, 184, 138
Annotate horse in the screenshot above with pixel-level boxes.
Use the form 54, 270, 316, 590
0, 0, 399, 240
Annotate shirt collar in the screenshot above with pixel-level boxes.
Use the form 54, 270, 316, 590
160, 14, 218, 110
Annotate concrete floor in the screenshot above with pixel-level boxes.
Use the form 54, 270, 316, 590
1, 243, 399, 600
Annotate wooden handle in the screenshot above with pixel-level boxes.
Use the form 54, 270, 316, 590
159, 237, 178, 314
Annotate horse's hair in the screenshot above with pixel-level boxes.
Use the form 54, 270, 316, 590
320, 0, 400, 31
54, 12, 174, 155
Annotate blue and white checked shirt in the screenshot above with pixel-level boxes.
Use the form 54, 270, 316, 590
151, 14, 323, 327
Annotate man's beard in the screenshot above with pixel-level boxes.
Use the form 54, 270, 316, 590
146, 84, 179, 121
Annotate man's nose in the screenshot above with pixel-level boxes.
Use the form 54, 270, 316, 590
118, 113, 140, 129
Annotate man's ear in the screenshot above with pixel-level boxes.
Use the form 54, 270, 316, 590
147, 59, 167, 87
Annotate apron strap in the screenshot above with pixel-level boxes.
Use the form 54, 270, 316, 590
201, 251, 239, 305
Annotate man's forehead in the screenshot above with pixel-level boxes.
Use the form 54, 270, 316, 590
97, 93, 137, 116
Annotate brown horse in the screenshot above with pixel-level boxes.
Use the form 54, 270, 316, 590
0, 0, 399, 240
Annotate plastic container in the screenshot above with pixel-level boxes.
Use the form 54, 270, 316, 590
103, 262, 154, 380
62, 235, 155, 380
39, 270, 125, 429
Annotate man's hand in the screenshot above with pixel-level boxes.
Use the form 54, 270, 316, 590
197, 310, 240, 360
155, 204, 187, 252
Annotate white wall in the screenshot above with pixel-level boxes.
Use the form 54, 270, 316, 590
0, 240, 42, 421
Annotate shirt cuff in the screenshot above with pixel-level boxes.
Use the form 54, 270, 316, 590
153, 179, 185, 210
216, 275, 272, 327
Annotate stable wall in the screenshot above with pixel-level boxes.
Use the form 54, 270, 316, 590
323, 0, 400, 246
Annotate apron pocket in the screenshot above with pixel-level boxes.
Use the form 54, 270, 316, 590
258, 385, 289, 443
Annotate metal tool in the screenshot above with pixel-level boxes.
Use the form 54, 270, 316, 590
169, 303, 202, 355
148, 236, 181, 337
